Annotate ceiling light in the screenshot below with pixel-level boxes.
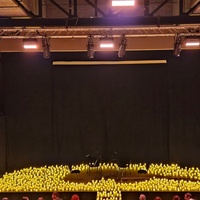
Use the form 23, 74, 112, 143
23, 39, 38, 49
185, 38, 200, 46
42, 36, 50, 59
112, 0, 135, 6
87, 35, 95, 59
118, 34, 127, 58
100, 37, 114, 48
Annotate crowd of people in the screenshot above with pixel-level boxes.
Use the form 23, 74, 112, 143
1, 191, 194, 200
49, 192, 193, 200
36, 192, 193, 200
139, 193, 193, 200
36, 193, 80, 200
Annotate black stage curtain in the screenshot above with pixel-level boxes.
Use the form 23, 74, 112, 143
168, 50, 200, 166
1, 50, 200, 173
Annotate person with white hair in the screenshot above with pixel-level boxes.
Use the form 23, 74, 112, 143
38, 197, 44, 200
173, 195, 180, 200
139, 194, 146, 200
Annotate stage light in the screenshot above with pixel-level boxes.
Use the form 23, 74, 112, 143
173, 36, 182, 57
23, 39, 37, 49
100, 37, 114, 48
42, 36, 50, 59
118, 34, 127, 58
185, 38, 200, 46
112, 0, 135, 6
87, 35, 95, 59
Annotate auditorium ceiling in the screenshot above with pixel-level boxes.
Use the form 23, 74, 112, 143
0, 0, 200, 52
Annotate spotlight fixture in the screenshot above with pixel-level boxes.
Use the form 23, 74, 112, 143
174, 33, 200, 57
42, 36, 50, 59
100, 36, 114, 48
173, 36, 182, 57
23, 38, 38, 49
87, 35, 95, 59
112, 0, 135, 6
185, 38, 200, 46
118, 34, 127, 58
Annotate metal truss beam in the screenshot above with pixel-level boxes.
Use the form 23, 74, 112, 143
84, 0, 106, 17
186, 1, 200, 15
0, 26, 199, 39
180, 0, 200, 15
48, 0, 71, 17
150, 0, 170, 16
179, 0, 184, 15
12, 0, 39, 18
73, 0, 78, 17
0, 16, 200, 27
144, 0, 150, 16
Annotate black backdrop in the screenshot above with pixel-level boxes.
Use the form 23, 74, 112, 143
0, 50, 200, 175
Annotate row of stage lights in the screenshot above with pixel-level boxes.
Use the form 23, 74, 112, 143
23, 34, 128, 59
23, 34, 200, 59
87, 35, 127, 59
12, 0, 200, 59
22, 0, 135, 59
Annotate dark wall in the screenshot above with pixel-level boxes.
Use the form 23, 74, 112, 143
1, 50, 200, 174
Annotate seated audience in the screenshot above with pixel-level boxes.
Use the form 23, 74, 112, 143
173, 195, 180, 200
71, 194, 80, 200
184, 193, 192, 200
139, 194, 146, 200
52, 192, 62, 200
154, 196, 161, 200
22, 197, 29, 200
